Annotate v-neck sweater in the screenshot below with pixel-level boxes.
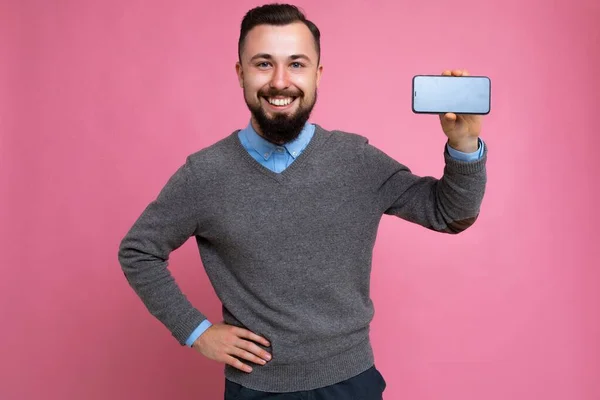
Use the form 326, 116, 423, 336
118, 124, 487, 392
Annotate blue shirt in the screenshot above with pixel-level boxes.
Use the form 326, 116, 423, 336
185, 121, 485, 346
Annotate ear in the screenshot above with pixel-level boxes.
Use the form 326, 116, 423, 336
235, 61, 244, 88
316, 64, 324, 88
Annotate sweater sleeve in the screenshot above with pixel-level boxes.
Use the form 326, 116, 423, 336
363, 140, 487, 234
118, 157, 208, 344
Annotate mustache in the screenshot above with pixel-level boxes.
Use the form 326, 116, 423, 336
259, 88, 303, 98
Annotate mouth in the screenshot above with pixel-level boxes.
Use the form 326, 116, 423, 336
261, 96, 298, 110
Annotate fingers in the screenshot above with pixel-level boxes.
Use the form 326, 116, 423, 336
225, 336, 272, 373
234, 326, 271, 347
441, 69, 470, 76
225, 355, 254, 373
196, 324, 273, 374
231, 346, 269, 367
236, 338, 272, 362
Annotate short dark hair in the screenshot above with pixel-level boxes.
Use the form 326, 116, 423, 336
238, 3, 321, 64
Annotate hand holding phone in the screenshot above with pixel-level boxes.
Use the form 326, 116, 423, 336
413, 69, 487, 153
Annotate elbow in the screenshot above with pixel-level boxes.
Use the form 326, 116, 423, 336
439, 214, 480, 234
117, 237, 137, 277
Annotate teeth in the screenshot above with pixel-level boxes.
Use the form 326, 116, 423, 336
267, 97, 293, 106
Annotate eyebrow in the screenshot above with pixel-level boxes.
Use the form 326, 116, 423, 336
249, 53, 313, 63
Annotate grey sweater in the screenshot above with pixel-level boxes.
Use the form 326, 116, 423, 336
118, 125, 487, 392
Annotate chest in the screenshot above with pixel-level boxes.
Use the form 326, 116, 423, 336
196, 164, 378, 250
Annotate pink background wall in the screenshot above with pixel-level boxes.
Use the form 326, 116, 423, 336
1, 0, 599, 399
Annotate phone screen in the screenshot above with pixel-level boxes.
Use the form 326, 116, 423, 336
412, 75, 491, 114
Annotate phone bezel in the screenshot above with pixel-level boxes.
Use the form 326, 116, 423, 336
411, 75, 491, 115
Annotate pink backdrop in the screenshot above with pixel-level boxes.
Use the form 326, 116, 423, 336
2, 0, 599, 399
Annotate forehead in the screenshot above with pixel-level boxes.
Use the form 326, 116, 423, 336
242, 22, 317, 61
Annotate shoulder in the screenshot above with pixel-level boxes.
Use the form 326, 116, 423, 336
314, 124, 371, 149
158, 131, 240, 186
315, 124, 407, 170
184, 131, 240, 169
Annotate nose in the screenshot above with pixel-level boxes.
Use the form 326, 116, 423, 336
269, 65, 290, 90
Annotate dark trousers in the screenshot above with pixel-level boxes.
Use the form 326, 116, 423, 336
224, 365, 386, 400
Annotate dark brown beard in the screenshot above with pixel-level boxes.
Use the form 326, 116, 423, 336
245, 90, 318, 144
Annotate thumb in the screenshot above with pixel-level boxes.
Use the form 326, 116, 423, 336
444, 113, 457, 122
441, 112, 456, 129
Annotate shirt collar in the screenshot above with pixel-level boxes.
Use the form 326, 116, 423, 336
240, 120, 315, 160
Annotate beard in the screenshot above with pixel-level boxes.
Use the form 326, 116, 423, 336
244, 87, 318, 144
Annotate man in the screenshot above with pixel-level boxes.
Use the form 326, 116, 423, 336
118, 3, 487, 399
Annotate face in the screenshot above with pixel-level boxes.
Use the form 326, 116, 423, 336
236, 22, 323, 144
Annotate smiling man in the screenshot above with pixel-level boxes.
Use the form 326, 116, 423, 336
118, 4, 488, 400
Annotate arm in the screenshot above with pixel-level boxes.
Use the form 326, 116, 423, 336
365, 140, 487, 234
118, 157, 208, 345
373, 68, 488, 233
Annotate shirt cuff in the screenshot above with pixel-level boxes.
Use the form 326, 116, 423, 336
446, 138, 485, 162
185, 319, 213, 347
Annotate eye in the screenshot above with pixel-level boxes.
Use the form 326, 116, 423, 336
291, 62, 304, 68
256, 62, 271, 69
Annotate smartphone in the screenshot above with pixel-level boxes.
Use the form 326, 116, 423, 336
412, 75, 491, 115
